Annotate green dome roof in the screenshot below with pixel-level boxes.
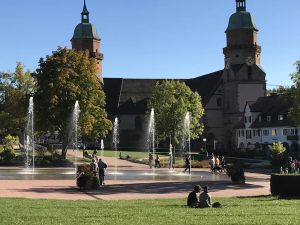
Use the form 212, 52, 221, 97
72, 22, 100, 40
226, 11, 258, 32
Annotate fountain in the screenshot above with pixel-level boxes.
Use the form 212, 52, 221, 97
73, 101, 80, 174
182, 112, 191, 174
25, 97, 35, 173
111, 117, 121, 175
147, 108, 156, 175
169, 143, 174, 172
100, 139, 104, 158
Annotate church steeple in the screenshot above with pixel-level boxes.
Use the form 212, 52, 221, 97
236, 0, 246, 12
72, 0, 103, 82
81, 0, 89, 23
224, 0, 261, 66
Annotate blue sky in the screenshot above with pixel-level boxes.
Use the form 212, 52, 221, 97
0, 0, 299, 88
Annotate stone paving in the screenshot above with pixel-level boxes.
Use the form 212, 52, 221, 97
0, 156, 271, 201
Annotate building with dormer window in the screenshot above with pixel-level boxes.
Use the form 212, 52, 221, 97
237, 94, 300, 152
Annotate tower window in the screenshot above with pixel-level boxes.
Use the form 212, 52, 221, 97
248, 66, 252, 80
217, 98, 222, 107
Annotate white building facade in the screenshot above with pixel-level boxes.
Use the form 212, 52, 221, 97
236, 95, 300, 152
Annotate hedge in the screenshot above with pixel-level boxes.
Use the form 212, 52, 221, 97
270, 174, 300, 197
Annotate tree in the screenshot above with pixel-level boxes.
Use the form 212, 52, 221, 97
290, 60, 300, 123
269, 142, 286, 171
34, 47, 112, 158
0, 63, 35, 137
147, 80, 205, 146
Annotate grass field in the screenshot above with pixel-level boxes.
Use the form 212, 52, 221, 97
0, 197, 299, 225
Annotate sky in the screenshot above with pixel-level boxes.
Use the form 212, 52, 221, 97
0, 0, 299, 88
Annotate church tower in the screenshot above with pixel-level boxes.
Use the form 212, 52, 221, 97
222, 0, 266, 151
71, 0, 103, 82
224, 0, 261, 66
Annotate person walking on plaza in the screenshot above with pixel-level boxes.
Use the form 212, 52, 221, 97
183, 155, 191, 173
97, 158, 107, 186
149, 153, 153, 169
209, 154, 215, 172
155, 154, 161, 168
220, 156, 226, 172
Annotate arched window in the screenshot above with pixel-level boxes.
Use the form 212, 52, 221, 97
217, 98, 222, 107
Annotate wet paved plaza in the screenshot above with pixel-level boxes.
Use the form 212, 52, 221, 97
0, 167, 232, 182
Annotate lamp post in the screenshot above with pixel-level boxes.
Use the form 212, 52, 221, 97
203, 138, 207, 157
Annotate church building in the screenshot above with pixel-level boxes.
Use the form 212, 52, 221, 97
71, 0, 266, 152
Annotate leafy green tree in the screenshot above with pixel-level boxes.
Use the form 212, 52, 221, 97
0, 63, 35, 136
269, 142, 286, 170
290, 61, 300, 123
147, 80, 205, 145
0, 135, 19, 161
34, 47, 112, 158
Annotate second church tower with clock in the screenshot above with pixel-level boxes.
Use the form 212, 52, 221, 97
221, 0, 266, 150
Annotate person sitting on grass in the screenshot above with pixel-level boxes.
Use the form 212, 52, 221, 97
90, 158, 98, 176
199, 186, 221, 208
92, 149, 98, 158
187, 185, 201, 208
83, 150, 92, 159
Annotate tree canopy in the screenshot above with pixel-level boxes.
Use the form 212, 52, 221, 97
289, 60, 300, 124
0, 63, 35, 136
34, 48, 112, 158
147, 80, 205, 145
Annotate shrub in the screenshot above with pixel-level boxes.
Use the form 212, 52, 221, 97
268, 142, 287, 172
36, 145, 47, 159
3, 135, 19, 150
76, 164, 99, 190
226, 161, 245, 184
0, 149, 15, 161
271, 174, 300, 197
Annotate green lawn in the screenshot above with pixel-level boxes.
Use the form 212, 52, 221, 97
0, 197, 299, 225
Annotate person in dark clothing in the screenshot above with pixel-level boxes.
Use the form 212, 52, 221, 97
149, 153, 153, 169
155, 155, 161, 168
220, 156, 226, 172
183, 156, 191, 173
97, 158, 107, 186
187, 185, 201, 208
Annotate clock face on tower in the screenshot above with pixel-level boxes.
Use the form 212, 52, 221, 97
225, 57, 231, 69
246, 56, 255, 66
